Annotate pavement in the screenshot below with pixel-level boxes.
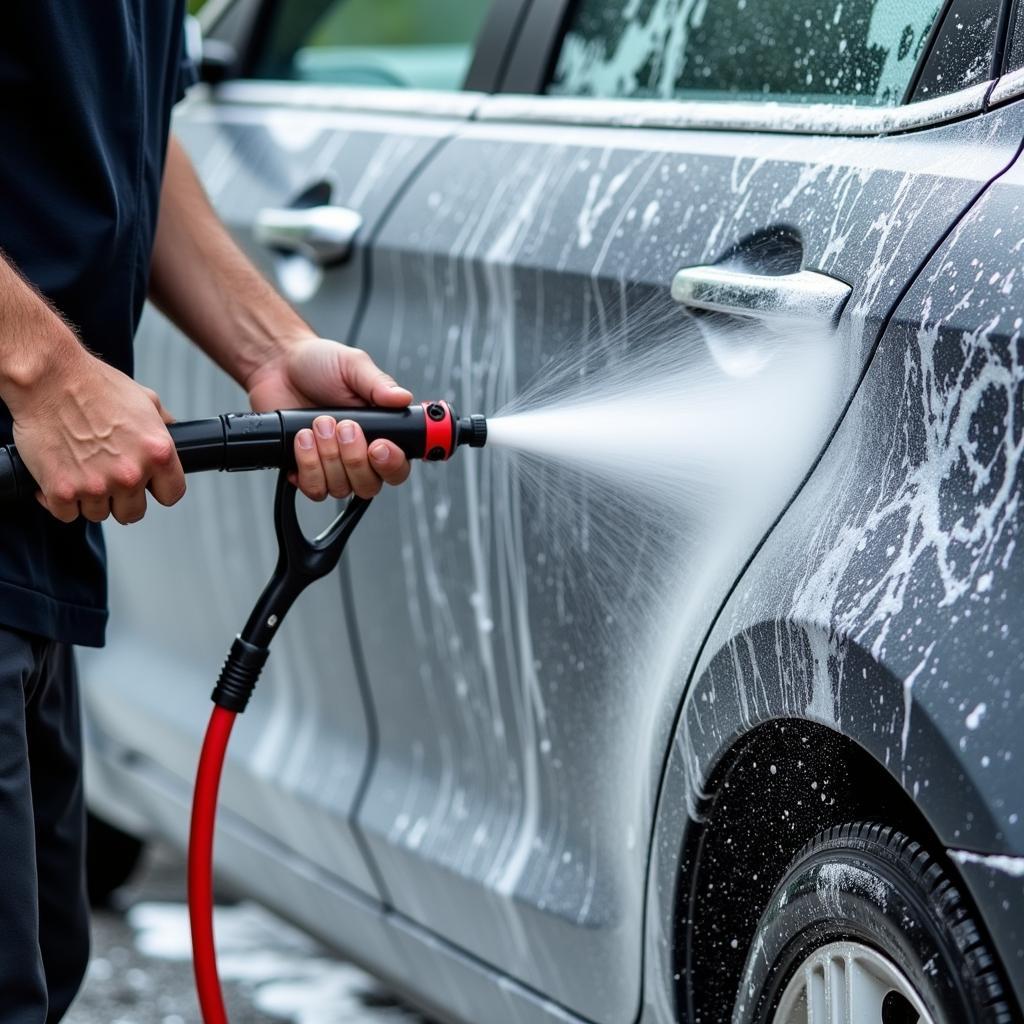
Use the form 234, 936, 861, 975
66, 845, 432, 1024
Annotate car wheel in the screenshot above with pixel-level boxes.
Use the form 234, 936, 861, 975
733, 821, 1012, 1023
86, 811, 146, 906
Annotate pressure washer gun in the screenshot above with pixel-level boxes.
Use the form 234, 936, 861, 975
0, 402, 487, 503
0, 400, 487, 1024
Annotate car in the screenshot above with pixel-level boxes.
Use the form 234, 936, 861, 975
81, 0, 1024, 1021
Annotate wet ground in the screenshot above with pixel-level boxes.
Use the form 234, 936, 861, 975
66, 845, 431, 1024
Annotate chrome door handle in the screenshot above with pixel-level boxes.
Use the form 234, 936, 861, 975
254, 205, 363, 266
671, 265, 851, 327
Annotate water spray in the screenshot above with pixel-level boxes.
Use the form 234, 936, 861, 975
0, 401, 487, 1024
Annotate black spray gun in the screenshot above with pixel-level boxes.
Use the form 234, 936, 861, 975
0, 400, 488, 1024
0, 401, 487, 501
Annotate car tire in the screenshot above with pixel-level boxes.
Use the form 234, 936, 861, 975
86, 811, 146, 906
733, 821, 1013, 1024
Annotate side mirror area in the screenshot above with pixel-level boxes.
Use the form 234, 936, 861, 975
199, 39, 238, 85
185, 14, 239, 87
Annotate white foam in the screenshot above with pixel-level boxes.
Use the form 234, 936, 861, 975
949, 850, 1024, 878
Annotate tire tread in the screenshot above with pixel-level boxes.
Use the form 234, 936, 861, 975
768, 820, 1013, 1022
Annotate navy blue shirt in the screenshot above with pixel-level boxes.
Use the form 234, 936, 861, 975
0, 3, 195, 647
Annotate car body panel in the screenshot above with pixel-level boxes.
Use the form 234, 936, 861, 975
344, 103, 1024, 1021
643, 115, 1024, 1022
80, 88, 479, 899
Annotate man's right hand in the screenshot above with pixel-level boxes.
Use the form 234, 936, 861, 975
7, 344, 185, 525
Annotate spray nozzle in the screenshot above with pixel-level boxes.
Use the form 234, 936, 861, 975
456, 413, 488, 450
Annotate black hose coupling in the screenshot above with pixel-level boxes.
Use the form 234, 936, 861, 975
212, 637, 270, 712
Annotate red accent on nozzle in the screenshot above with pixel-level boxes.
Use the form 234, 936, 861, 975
422, 401, 455, 461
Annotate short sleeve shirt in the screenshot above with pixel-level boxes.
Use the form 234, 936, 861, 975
0, 2, 195, 646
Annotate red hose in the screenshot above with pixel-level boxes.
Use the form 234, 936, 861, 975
188, 705, 236, 1024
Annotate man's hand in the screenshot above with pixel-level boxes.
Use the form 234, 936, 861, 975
7, 341, 185, 525
246, 335, 414, 501
150, 140, 414, 502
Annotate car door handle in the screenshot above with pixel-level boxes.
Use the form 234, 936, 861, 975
671, 264, 851, 327
254, 205, 363, 266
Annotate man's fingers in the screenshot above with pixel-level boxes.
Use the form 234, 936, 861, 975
312, 416, 351, 499
346, 349, 413, 408
294, 428, 327, 501
337, 420, 381, 499
112, 488, 147, 525
79, 493, 111, 523
37, 490, 78, 524
147, 455, 187, 508
369, 440, 411, 486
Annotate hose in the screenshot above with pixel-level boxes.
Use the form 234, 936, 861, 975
189, 706, 236, 1024
183, 475, 373, 1024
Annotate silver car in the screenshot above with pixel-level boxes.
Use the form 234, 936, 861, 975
83, 1, 1024, 1021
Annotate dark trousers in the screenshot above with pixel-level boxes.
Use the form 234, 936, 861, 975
0, 629, 89, 1022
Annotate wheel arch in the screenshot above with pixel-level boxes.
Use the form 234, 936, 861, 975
641, 617, 1012, 1024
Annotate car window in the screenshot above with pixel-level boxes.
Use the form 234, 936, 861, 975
548, 0, 943, 107
1006, 0, 1024, 71
252, 0, 491, 90
911, 0, 1000, 101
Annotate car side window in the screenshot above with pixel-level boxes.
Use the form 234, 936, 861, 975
548, 0, 943, 106
252, 0, 491, 90
1006, 0, 1024, 71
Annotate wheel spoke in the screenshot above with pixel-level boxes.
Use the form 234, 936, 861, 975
808, 960, 825, 1022
772, 942, 934, 1024
849, 952, 892, 1022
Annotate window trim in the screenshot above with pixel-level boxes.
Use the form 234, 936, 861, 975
990, 63, 1024, 103
498, 0, 1005, 137
465, 0, 535, 92
476, 82, 993, 137
206, 79, 485, 118
499, 0, 572, 94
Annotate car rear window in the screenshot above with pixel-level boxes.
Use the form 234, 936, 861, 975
548, 0, 943, 106
253, 0, 490, 91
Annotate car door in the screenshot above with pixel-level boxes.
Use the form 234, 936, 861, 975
79, 0, 503, 902
344, 0, 1024, 1020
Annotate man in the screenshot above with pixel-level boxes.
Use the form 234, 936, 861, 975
0, 5, 412, 1019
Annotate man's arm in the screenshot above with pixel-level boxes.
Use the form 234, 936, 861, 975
148, 137, 413, 500
0, 255, 185, 524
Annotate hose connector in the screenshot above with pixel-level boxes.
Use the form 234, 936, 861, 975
212, 636, 270, 712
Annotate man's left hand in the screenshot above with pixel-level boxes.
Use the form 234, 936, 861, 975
247, 335, 414, 501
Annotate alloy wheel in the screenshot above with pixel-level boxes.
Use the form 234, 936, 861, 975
774, 940, 935, 1024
